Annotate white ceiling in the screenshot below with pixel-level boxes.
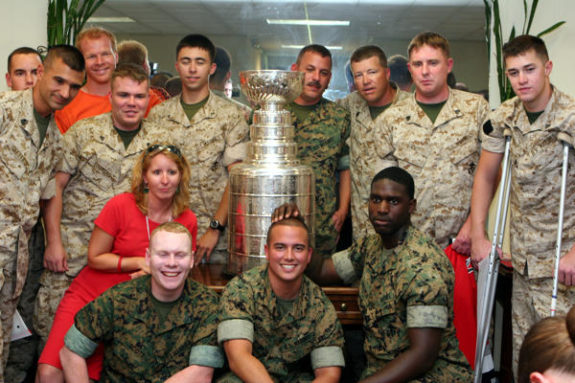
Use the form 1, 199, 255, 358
92, 0, 487, 49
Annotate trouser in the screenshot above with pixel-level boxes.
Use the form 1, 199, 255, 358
512, 269, 575, 378
5, 220, 44, 382
33, 271, 73, 351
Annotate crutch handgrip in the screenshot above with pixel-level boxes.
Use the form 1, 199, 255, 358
557, 131, 572, 146
503, 127, 512, 137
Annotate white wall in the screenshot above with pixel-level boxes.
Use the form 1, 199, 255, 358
0, 1, 47, 92
489, 0, 575, 107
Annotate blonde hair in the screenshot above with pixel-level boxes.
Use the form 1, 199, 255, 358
408, 31, 450, 59
131, 144, 190, 218
150, 222, 193, 250
76, 26, 117, 53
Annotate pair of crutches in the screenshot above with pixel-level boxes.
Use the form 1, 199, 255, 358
473, 130, 571, 382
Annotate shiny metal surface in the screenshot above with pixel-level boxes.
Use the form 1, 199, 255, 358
228, 70, 315, 274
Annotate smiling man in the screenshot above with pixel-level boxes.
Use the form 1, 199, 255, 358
60, 222, 222, 382
218, 216, 344, 383
286, 44, 351, 260
148, 34, 249, 266
35, 63, 168, 349
0, 44, 85, 381
374, 32, 488, 255
338, 45, 410, 241
470, 34, 575, 373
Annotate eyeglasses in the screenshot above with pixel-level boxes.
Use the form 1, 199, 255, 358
146, 144, 182, 158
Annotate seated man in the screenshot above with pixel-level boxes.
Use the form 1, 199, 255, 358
273, 167, 472, 382
59, 222, 223, 382
218, 217, 345, 383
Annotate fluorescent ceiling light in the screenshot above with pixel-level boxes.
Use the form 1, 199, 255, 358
87, 17, 135, 23
281, 45, 343, 50
267, 19, 349, 26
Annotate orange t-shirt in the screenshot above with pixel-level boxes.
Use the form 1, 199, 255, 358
55, 88, 163, 134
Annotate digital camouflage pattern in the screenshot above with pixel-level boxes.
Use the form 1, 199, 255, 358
218, 264, 344, 383
147, 92, 249, 263
335, 226, 471, 382
285, 99, 350, 258
70, 275, 221, 383
482, 87, 575, 371
375, 89, 488, 248
337, 86, 410, 240
34, 113, 167, 342
0, 89, 62, 379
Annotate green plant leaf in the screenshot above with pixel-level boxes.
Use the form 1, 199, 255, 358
537, 21, 566, 37
526, 0, 540, 34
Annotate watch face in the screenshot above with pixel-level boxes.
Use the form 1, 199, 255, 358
210, 219, 218, 229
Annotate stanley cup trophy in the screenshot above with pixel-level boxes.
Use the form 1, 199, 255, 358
227, 70, 315, 275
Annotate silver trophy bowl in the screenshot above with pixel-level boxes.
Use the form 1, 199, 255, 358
228, 70, 315, 275
239, 70, 304, 109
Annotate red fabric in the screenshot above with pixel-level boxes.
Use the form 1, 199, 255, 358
444, 244, 477, 369
38, 193, 197, 379
55, 88, 163, 134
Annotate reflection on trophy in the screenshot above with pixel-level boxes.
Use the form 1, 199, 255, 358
227, 70, 315, 275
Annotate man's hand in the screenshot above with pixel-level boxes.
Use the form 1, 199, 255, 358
452, 218, 472, 256
559, 245, 575, 286
471, 236, 498, 270
271, 203, 301, 222
195, 229, 220, 265
331, 209, 347, 233
43, 241, 68, 272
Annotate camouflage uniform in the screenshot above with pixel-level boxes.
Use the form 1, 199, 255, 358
337, 86, 410, 240
34, 113, 166, 344
481, 87, 575, 371
147, 93, 249, 264
332, 226, 472, 382
218, 264, 345, 383
65, 275, 223, 382
375, 89, 488, 248
285, 99, 350, 258
0, 89, 62, 380
212, 89, 252, 122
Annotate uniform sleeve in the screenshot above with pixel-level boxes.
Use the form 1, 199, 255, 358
373, 115, 399, 169
56, 127, 80, 174
217, 275, 256, 343
332, 238, 368, 284
310, 292, 345, 369
222, 106, 249, 167
72, 288, 116, 345
402, 252, 451, 329
191, 288, 220, 347
480, 108, 507, 154
338, 110, 351, 167
93, 194, 124, 237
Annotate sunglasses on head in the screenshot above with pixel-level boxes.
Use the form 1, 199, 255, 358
146, 144, 182, 158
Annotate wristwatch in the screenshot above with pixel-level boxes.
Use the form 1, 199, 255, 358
209, 218, 225, 232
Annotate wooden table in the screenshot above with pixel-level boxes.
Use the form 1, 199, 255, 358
191, 263, 361, 325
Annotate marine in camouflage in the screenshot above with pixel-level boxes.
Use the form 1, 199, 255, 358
482, 86, 575, 373
67, 275, 222, 383
147, 92, 249, 264
218, 264, 344, 383
337, 86, 410, 240
34, 113, 168, 343
375, 89, 488, 248
0, 88, 62, 380
285, 98, 350, 258
332, 226, 472, 382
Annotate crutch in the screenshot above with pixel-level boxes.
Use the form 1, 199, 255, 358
550, 133, 571, 316
473, 128, 512, 383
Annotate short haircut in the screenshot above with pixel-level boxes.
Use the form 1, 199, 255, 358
111, 63, 149, 89
131, 144, 191, 218
296, 44, 332, 65
408, 31, 450, 59
151, 72, 172, 88
75, 26, 117, 53
165, 76, 182, 97
350, 45, 388, 68
371, 167, 415, 200
117, 40, 148, 66
176, 34, 215, 62
7, 47, 42, 72
266, 216, 310, 246
388, 55, 411, 87
518, 306, 575, 383
150, 222, 193, 250
503, 34, 549, 63
212, 47, 231, 85
44, 45, 85, 73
